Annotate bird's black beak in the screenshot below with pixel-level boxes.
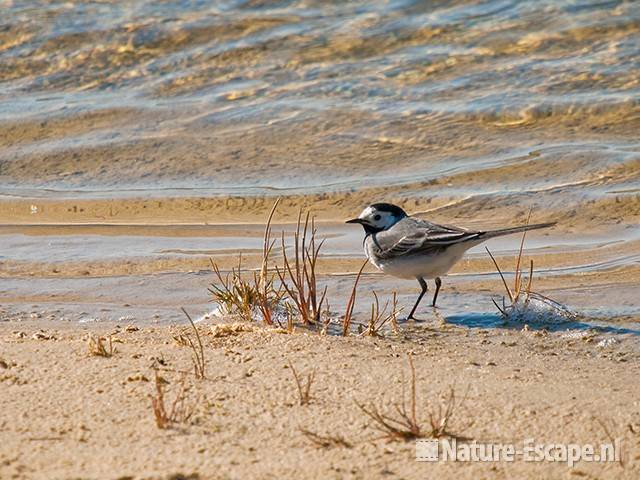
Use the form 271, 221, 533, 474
346, 218, 366, 225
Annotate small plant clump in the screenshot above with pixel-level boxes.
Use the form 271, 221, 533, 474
208, 199, 288, 327
275, 211, 328, 326
357, 355, 466, 441
299, 428, 353, 449
87, 335, 114, 357
288, 360, 316, 406
256, 199, 287, 325
172, 333, 190, 347
342, 260, 367, 336
362, 291, 402, 337
487, 216, 576, 323
180, 308, 206, 379
208, 200, 335, 330
151, 370, 195, 429
208, 256, 260, 322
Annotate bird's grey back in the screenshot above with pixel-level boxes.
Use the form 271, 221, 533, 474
365, 216, 482, 260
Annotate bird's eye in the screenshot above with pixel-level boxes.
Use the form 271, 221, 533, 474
374, 214, 381, 221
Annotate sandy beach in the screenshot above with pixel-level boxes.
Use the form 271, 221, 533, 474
2, 0, 640, 478
1, 318, 639, 479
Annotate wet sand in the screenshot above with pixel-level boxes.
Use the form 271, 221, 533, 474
1, 192, 639, 324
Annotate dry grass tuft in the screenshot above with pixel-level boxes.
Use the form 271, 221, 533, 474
208, 199, 285, 325
363, 292, 402, 337
486, 215, 575, 321
299, 428, 353, 448
596, 417, 626, 468
485, 213, 533, 311
427, 385, 467, 439
151, 370, 195, 429
285, 303, 296, 333
276, 210, 327, 326
357, 355, 466, 441
172, 334, 190, 347
254, 198, 286, 326
87, 335, 114, 357
208, 255, 259, 322
288, 360, 316, 405
342, 260, 368, 336
180, 308, 206, 379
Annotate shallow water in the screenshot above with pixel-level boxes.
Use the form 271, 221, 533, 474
1, 0, 639, 193
0, 0, 639, 326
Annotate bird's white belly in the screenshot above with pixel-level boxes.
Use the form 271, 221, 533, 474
370, 243, 470, 280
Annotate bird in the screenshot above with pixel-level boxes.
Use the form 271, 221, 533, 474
346, 203, 555, 320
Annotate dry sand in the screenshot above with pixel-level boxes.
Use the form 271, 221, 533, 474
1, 318, 639, 479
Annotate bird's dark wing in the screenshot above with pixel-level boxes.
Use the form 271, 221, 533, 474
372, 217, 483, 260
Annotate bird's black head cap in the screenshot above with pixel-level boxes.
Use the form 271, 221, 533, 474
369, 203, 407, 219
345, 202, 408, 234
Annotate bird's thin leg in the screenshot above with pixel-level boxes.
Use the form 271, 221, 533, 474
432, 277, 442, 307
407, 277, 428, 320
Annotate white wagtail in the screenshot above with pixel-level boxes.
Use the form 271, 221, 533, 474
346, 203, 555, 319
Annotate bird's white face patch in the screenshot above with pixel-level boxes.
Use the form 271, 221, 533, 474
359, 206, 376, 218
358, 206, 400, 231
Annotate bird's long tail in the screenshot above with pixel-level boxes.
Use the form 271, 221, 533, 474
480, 221, 556, 240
